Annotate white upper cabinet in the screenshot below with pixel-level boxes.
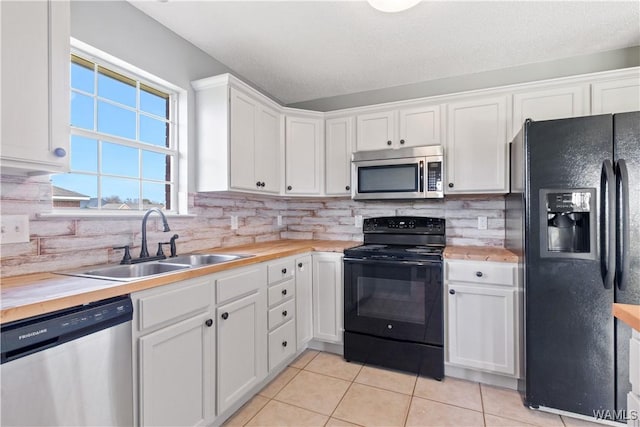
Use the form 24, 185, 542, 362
591, 76, 640, 114
325, 116, 354, 196
285, 114, 323, 195
1, 0, 70, 175
446, 95, 509, 194
193, 76, 281, 194
230, 87, 281, 194
398, 105, 441, 148
356, 105, 441, 151
512, 84, 589, 139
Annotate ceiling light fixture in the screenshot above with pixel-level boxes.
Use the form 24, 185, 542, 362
367, 0, 421, 13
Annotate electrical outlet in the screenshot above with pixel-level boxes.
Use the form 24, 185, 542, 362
355, 215, 363, 228
277, 215, 283, 227
478, 216, 488, 230
1, 215, 30, 244
230, 215, 238, 230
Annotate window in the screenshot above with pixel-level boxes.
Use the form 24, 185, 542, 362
52, 51, 179, 212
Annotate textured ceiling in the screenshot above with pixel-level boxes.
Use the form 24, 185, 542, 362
129, 1, 640, 105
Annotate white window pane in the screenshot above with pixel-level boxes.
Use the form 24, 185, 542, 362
140, 115, 169, 147
142, 182, 169, 210
51, 173, 96, 209
142, 150, 169, 181
70, 136, 98, 173
71, 92, 94, 130
101, 177, 140, 209
141, 89, 168, 118
102, 142, 139, 178
97, 101, 136, 139
98, 72, 136, 107
71, 62, 94, 93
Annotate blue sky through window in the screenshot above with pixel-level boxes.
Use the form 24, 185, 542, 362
54, 57, 172, 209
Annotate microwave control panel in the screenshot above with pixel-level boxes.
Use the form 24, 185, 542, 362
427, 162, 443, 192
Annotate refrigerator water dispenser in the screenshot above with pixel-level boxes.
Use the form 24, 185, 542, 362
539, 189, 597, 260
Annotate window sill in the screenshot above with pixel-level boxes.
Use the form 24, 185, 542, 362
38, 211, 197, 219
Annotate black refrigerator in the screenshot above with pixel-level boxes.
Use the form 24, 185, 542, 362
506, 112, 640, 422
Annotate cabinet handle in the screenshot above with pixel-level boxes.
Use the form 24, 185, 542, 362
260, 182, 266, 187
476, 271, 483, 277
449, 289, 456, 295
387, 140, 392, 146
448, 183, 454, 188
345, 185, 350, 191
53, 147, 67, 158
298, 262, 303, 268
282, 289, 287, 296
282, 341, 288, 347
256, 181, 261, 187
282, 268, 287, 274
221, 312, 229, 320
400, 139, 405, 145
205, 319, 213, 327
282, 310, 288, 317
287, 185, 292, 191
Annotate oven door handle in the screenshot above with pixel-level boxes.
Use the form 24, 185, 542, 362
344, 257, 442, 267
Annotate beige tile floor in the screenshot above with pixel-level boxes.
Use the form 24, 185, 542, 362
224, 350, 603, 427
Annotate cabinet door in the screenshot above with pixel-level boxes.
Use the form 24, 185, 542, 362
285, 116, 323, 195
356, 110, 396, 151
255, 104, 281, 193
217, 291, 267, 414
1, 0, 70, 174
139, 312, 214, 427
592, 77, 640, 114
312, 253, 344, 343
446, 96, 508, 194
295, 255, 313, 349
325, 117, 354, 196
512, 85, 589, 139
229, 88, 257, 191
447, 283, 516, 376
398, 105, 441, 148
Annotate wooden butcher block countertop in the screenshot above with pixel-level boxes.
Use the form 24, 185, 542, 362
613, 303, 640, 332
444, 246, 519, 263
0, 239, 359, 324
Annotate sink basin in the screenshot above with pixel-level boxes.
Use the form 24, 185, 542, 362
67, 262, 190, 281
159, 253, 252, 266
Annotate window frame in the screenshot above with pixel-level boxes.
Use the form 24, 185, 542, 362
50, 38, 189, 216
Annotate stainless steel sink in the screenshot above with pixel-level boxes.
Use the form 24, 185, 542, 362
159, 253, 252, 266
66, 262, 190, 282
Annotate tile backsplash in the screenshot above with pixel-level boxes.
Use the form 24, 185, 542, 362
0, 174, 505, 277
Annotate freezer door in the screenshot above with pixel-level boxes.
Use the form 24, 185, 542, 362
524, 115, 615, 417
613, 111, 640, 415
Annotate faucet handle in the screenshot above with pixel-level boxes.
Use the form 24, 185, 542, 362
114, 245, 132, 264
169, 234, 179, 257
156, 242, 169, 258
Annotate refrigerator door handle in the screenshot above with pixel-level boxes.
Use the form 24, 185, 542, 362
615, 159, 629, 290
601, 160, 616, 290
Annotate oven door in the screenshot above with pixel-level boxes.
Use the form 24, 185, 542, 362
344, 258, 443, 346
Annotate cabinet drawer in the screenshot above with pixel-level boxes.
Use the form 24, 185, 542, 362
268, 319, 296, 371
138, 279, 211, 331
268, 259, 295, 284
268, 278, 295, 307
446, 260, 516, 286
268, 299, 296, 331
631, 335, 640, 395
216, 265, 265, 304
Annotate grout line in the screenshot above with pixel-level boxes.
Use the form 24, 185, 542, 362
238, 395, 271, 427
402, 396, 413, 427
327, 381, 357, 425
479, 382, 487, 427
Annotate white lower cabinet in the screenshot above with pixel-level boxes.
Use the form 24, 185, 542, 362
445, 259, 520, 378
216, 265, 267, 415
267, 258, 297, 371
629, 330, 640, 427
312, 252, 344, 344
132, 277, 215, 427
295, 255, 313, 349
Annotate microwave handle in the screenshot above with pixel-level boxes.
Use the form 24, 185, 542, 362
419, 161, 424, 193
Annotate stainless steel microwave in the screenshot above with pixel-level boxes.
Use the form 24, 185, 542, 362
351, 146, 444, 200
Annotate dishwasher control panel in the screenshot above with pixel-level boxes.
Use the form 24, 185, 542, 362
1, 296, 132, 363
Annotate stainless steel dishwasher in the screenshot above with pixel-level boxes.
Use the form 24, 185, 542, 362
1, 295, 134, 426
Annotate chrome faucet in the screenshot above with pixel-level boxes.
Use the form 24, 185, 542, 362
140, 208, 171, 259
